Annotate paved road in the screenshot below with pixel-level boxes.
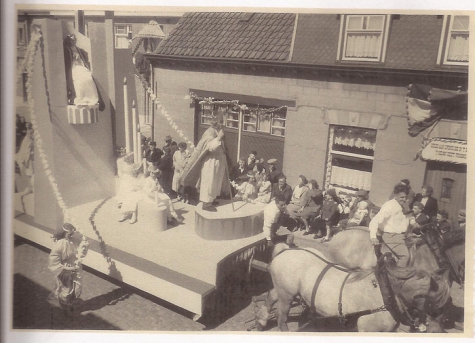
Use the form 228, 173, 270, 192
12, 237, 464, 333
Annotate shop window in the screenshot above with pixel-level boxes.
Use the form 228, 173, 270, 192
115, 24, 133, 49
441, 178, 454, 200
243, 111, 257, 132
442, 15, 469, 65
325, 126, 376, 192
225, 108, 239, 129
200, 103, 215, 125
340, 15, 390, 62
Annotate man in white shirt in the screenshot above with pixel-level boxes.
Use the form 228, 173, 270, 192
263, 195, 294, 246
369, 184, 410, 267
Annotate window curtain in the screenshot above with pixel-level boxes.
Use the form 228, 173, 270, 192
448, 34, 469, 62
345, 33, 381, 58
330, 166, 372, 190
334, 128, 376, 150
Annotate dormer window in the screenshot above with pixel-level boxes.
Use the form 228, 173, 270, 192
338, 15, 390, 63
439, 15, 469, 66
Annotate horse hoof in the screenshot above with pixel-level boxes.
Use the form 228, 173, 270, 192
256, 322, 265, 331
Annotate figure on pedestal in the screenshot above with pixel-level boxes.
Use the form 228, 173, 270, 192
180, 114, 230, 212
64, 34, 103, 109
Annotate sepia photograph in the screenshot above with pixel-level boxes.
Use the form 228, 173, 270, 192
2, 1, 473, 342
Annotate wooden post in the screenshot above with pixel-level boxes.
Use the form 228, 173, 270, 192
151, 95, 155, 142
132, 100, 138, 163
75, 10, 85, 35
137, 126, 143, 163
237, 108, 243, 162
123, 77, 132, 154
144, 85, 149, 124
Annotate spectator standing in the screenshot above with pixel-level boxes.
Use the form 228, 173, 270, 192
414, 185, 438, 222
144, 141, 163, 169
172, 142, 191, 201
267, 158, 281, 185
157, 146, 174, 196
316, 188, 340, 242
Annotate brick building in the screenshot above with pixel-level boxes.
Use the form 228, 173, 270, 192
144, 13, 468, 219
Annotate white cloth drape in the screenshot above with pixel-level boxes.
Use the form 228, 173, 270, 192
330, 166, 372, 190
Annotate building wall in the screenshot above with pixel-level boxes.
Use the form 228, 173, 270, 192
32, 19, 116, 229
152, 65, 463, 206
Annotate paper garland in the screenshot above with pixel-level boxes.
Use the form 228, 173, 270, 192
20, 27, 89, 265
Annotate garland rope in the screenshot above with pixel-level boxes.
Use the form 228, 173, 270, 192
22, 26, 89, 264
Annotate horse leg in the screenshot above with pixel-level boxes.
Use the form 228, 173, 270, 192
275, 290, 295, 332
256, 288, 278, 330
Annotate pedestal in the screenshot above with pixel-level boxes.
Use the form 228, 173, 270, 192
195, 200, 265, 241
139, 201, 167, 232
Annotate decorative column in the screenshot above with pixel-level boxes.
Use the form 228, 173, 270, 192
123, 77, 132, 154
237, 108, 243, 162
132, 100, 138, 163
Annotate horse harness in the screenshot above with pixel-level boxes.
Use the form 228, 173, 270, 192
272, 248, 387, 325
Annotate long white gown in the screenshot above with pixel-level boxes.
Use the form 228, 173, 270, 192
71, 51, 98, 106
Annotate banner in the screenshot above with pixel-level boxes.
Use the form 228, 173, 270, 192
420, 138, 467, 164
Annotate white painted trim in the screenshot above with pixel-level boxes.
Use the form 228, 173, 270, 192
442, 15, 470, 66
336, 15, 345, 61
288, 13, 299, 62
380, 15, 391, 63
437, 15, 449, 65
330, 150, 374, 160
14, 218, 205, 316
341, 14, 388, 63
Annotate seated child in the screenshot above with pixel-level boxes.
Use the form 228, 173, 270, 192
253, 172, 272, 204
232, 171, 258, 202
143, 171, 182, 224
346, 200, 369, 227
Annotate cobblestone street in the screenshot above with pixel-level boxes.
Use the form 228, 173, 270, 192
12, 237, 464, 333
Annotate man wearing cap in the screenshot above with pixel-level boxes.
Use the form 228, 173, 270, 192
454, 209, 466, 231
267, 158, 282, 185
163, 135, 177, 151
370, 184, 410, 267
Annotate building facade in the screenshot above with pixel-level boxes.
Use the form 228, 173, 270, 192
114, 13, 469, 220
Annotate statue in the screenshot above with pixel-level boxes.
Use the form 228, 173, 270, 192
63, 34, 103, 109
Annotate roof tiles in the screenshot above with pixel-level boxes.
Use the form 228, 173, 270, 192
156, 12, 467, 72
156, 12, 295, 62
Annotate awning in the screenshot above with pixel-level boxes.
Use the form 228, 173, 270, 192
134, 20, 165, 39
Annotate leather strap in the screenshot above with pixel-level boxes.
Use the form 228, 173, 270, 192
310, 263, 335, 313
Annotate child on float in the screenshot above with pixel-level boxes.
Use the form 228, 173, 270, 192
232, 171, 258, 202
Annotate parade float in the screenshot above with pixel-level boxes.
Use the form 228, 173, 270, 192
13, 18, 268, 321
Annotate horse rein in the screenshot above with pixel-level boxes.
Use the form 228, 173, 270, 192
272, 247, 385, 324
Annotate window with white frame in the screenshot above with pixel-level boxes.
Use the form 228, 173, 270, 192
442, 15, 469, 65
325, 126, 376, 193
17, 23, 27, 46
341, 15, 389, 62
115, 24, 132, 49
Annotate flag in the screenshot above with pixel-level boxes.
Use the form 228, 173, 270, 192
406, 84, 467, 137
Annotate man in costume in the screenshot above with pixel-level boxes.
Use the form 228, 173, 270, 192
180, 115, 229, 212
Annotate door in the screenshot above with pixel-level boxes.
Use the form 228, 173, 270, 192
424, 161, 467, 222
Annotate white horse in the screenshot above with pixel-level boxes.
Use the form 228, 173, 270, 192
256, 244, 450, 332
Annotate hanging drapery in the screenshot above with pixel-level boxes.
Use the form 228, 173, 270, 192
448, 34, 469, 62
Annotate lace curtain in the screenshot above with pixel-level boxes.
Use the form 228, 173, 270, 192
333, 127, 376, 150
447, 34, 469, 62
345, 33, 381, 59
330, 166, 372, 190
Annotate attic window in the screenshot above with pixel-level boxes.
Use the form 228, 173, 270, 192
338, 15, 390, 62
439, 15, 469, 66
240, 13, 255, 23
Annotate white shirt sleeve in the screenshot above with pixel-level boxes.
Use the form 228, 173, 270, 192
369, 204, 390, 239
